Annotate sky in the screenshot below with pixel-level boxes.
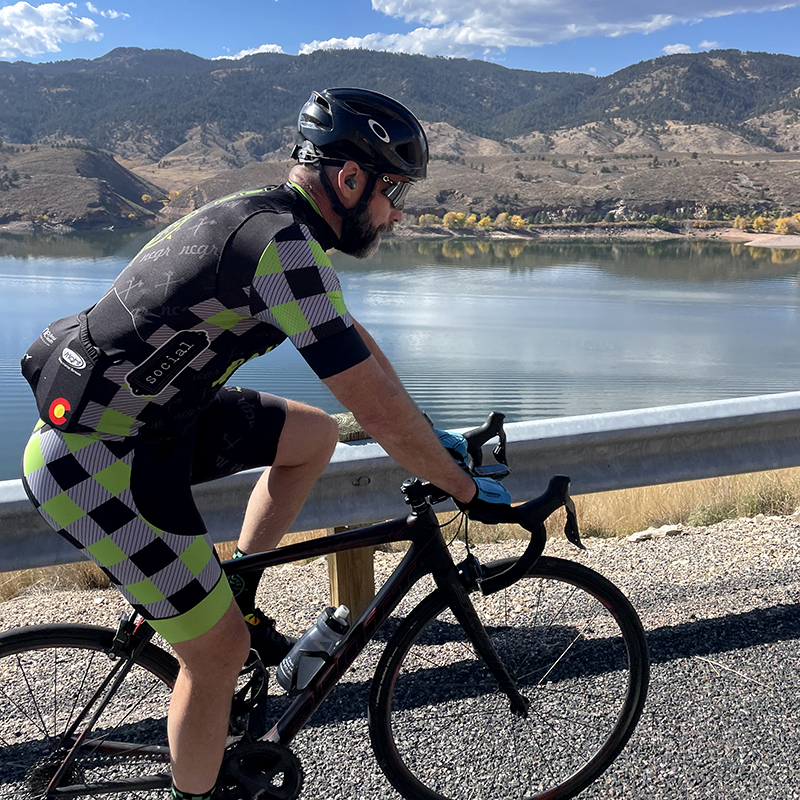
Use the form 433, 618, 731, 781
1, 1, 800, 76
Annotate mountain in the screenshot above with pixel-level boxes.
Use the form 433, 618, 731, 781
2, 47, 799, 162
2, 47, 800, 228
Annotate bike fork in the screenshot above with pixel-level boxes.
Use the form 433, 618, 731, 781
440, 575, 530, 718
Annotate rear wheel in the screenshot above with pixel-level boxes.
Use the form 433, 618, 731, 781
0, 623, 178, 798
369, 556, 649, 800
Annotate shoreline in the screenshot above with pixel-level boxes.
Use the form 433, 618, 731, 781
2, 218, 799, 249
389, 224, 800, 248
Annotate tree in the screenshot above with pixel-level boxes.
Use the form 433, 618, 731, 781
508, 215, 528, 230
647, 214, 670, 230
733, 215, 748, 230
494, 212, 510, 229
752, 216, 772, 232
417, 213, 439, 226
476, 215, 493, 230
774, 216, 799, 235
442, 211, 468, 228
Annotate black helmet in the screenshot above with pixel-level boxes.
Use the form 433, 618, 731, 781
295, 88, 428, 181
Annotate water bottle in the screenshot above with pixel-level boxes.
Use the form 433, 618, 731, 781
276, 605, 350, 693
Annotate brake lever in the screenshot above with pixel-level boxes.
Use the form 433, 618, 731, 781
563, 494, 584, 550
463, 411, 506, 469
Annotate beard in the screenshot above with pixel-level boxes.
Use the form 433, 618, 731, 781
337, 206, 393, 259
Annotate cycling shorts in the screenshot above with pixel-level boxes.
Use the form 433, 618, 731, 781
21, 386, 287, 644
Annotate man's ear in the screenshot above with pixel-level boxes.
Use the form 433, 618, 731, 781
338, 161, 362, 204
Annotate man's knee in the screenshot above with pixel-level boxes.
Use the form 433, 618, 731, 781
173, 603, 250, 683
278, 403, 339, 466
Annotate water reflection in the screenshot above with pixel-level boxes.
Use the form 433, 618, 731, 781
2, 234, 800, 480
363, 238, 800, 281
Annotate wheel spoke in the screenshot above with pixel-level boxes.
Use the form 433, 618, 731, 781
370, 556, 649, 800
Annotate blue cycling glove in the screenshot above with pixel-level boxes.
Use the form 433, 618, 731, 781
433, 427, 468, 466
457, 476, 515, 525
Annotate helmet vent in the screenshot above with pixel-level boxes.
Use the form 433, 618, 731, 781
342, 99, 379, 116
394, 143, 414, 164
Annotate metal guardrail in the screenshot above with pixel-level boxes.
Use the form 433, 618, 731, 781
3, 390, 800, 572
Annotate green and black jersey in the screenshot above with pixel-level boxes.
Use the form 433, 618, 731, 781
20, 184, 371, 642
26, 182, 369, 439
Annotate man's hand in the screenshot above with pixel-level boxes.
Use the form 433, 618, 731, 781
456, 476, 515, 525
432, 427, 468, 467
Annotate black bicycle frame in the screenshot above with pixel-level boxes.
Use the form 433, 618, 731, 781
46, 499, 525, 798
222, 502, 525, 745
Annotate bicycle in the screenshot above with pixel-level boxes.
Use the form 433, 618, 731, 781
0, 412, 650, 800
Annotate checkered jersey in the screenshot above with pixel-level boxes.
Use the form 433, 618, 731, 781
57, 183, 371, 439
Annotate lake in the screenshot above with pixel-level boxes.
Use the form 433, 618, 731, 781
2, 231, 800, 480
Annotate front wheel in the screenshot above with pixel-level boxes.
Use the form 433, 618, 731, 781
368, 556, 649, 800
0, 623, 178, 798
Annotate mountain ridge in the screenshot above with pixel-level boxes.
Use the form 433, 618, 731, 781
2, 47, 800, 229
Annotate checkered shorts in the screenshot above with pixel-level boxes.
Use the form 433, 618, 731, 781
22, 387, 287, 644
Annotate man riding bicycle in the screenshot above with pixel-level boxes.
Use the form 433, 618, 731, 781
21, 87, 510, 800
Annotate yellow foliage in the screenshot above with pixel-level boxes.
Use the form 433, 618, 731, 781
465, 214, 477, 228
442, 211, 467, 229
417, 213, 440, 226
141, 194, 152, 204
774, 217, 800, 235
733, 216, 748, 230
752, 216, 772, 232
476, 215, 493, 230
508, 215, 528, 230
494, 212, 510, 229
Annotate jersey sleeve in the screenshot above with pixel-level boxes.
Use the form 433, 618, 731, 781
246, 220, 371, 379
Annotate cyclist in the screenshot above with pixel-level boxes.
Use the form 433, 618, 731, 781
20, 87, 511, 800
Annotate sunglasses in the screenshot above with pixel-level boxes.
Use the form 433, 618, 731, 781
380, 175, 413, 209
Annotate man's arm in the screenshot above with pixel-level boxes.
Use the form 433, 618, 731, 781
323, 321, 476, 504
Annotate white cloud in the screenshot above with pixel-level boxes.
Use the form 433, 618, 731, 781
295, 1, 800, 58
699, 39, 721, 48
213, 42, 285, 60
663, 43, 693, 54
85, 2, 126, 19
0, 1, 101, 58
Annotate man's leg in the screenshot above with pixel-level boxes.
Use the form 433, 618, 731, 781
237, 399, 339, 554
168, 599, 251, 796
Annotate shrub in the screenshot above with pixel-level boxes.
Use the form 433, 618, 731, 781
647, 214, 670, 230
774, 216, 800, 235
733, 215, 749, 230
752, 216, 772, 232
417, 213, 439, 226
442, 211, 468, 229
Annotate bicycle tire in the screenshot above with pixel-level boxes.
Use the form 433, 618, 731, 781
0, 623, 178, 799
368, 556, 649, 800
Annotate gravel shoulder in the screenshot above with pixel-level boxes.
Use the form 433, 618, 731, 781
2, 514, 799, 799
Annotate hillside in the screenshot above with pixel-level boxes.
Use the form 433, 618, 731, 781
164, 152, 800, 223
0, 145, 165, 229
3, 46, 800, 228
2, 47, 800, 162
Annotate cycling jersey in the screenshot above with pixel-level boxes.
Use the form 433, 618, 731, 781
21, 183, 370, 642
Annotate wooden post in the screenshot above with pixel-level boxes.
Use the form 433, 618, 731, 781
326, 414, 376, 619
327, 530, 375, 620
